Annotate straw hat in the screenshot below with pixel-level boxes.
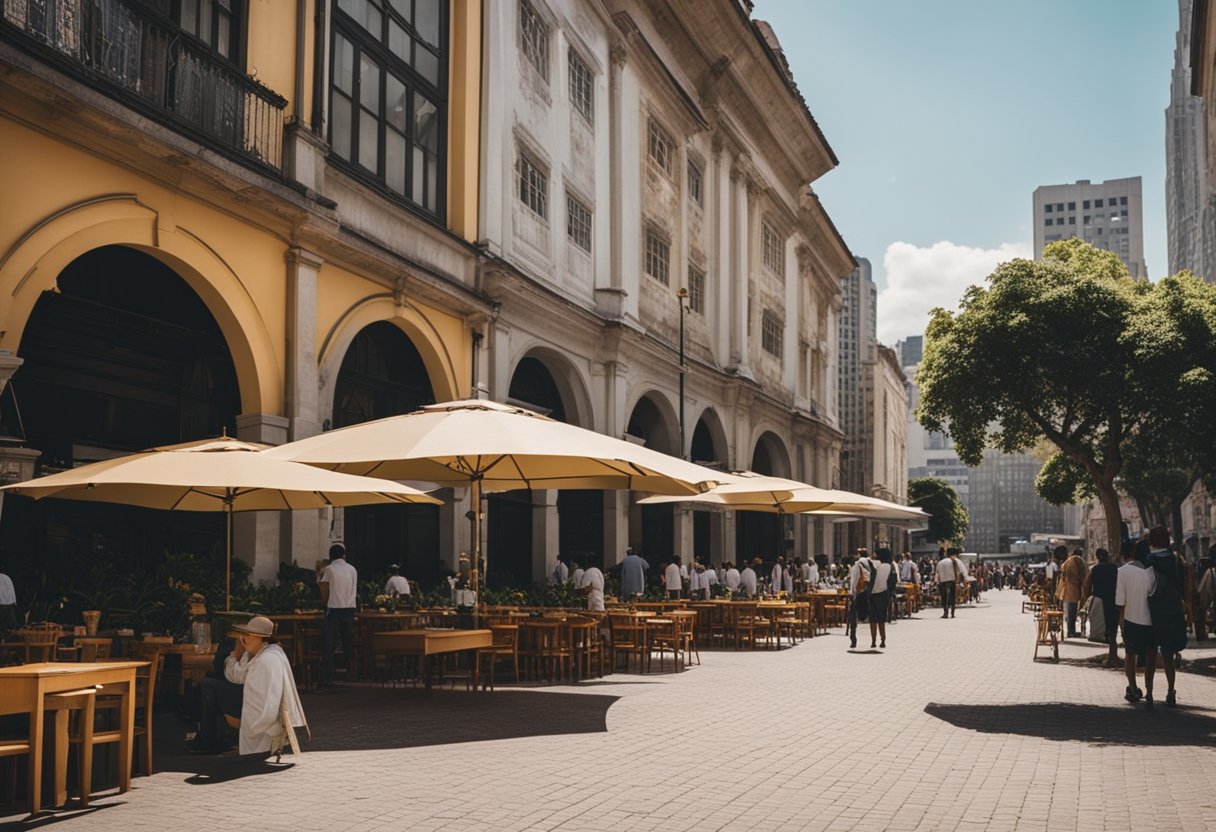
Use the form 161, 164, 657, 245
232, 615, 275, 637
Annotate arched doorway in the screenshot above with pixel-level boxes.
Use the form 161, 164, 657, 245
489, 356, 602, 584
333, 321, 439, 584
689, 408, 728, 565
0, 245, 241, 613
627, 393, 678, 565
737, 431, 792, 563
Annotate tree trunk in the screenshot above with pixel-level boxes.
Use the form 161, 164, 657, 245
1171, 502, 1186, 557
1096, 480, 1123, 555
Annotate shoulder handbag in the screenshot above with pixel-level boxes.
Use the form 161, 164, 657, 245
855, 561, 871, 594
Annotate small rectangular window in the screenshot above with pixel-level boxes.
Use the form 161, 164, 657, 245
688, 265, 705, 314
762, 221, 784, 278
648, 119, 674, 176
1068, 216, 1076, 225
1068, 202, 1076, 210
566, 193, 592, 251
519, 0, 549, 81
1056, 203, 1064, 211
516, 152, 548, 218
688, 161, 703, 206
1083, 200, 1091, 209
1045, 204, 1053, 213
1095, 198, 1104, 207
644, 228, 669, 285
568, 49, 593, 123
1045, 218, 1053, 226
1121, 196, 1128, 205
761, 312, 783, 359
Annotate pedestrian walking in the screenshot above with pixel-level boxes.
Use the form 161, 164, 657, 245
1082, 547, 1120, 666
1057, 547, 1088, 638
1146, 526, 1185, 707
847, 549, 874, 649
868, 548, 897, 649
935, 548, 962, 618
319, 542, 357, 689
1116, 540, 1157, 706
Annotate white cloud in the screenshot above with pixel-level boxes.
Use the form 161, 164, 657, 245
876, 240, 1032, 344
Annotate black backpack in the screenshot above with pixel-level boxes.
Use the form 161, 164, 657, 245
1148, 555, 1184, 616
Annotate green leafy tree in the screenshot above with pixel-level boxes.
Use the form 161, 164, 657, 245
918, 240, 1214, 551
908, 477, 968, 545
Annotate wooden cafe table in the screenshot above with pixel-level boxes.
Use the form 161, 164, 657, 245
368, 629, 492, 690
0, 660, 146, 814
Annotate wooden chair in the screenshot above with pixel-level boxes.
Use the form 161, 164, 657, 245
521, 620, 571, 682
0, 722, 34, 810
89, 655, 160, 778
644, 618, 681, 673
607, 614, 646, 672
19, 623, 63, 663
568, 619, 603, 681
774, 608, 799, 647
45, 685, 98, 807
476, 624, 520, 690
727, 603, 758, 650
669, 612, 699, 666
76, 638, 113, 662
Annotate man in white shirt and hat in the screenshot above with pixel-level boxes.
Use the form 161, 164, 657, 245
384, 564, 411, 598
724, 562, 742, 593
222, 615, 308, 756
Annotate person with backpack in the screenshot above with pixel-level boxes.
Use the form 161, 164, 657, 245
867, 548, 899, 649
935, 547, 962, 618
846, 549, 874, 650
1146, 526, 1185, 708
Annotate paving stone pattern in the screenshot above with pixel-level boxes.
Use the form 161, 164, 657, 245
12, 591, 1216, 832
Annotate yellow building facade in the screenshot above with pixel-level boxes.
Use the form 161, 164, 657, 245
0, 1, 485, 584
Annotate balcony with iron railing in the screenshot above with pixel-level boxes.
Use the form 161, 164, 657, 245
2, 0, 288, 173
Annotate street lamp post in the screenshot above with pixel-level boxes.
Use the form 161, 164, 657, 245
676, 287, 689, 459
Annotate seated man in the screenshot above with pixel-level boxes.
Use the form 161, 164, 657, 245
219, 616, 308, 756
188, 634, 243, 754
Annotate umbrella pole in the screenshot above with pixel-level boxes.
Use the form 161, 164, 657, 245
225, 502, 233, 612
472, 476, 482, 628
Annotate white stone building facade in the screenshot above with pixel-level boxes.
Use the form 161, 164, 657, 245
475, 0, 851, 581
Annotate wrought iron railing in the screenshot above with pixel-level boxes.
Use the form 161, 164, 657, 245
2, 0, 287, 171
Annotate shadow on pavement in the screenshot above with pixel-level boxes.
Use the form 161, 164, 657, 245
151, 686, 619, 779
925, 701, 1216, 747
0, 802, 119, 828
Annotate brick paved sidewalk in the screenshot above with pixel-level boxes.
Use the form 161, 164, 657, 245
8, 590, 1216, 832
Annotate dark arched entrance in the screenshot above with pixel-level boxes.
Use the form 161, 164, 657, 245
333, 321, 438, 584
736, 434, 789, 563
690, 410, 726, 565
0, 245, 240, 616
628, 394, 677, 565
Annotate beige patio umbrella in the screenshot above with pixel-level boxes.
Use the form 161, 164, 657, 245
263, 399, 721, 594
637, 472, 879, 514
0, 436, 442, 609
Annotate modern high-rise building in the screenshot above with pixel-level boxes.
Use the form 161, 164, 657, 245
1167, 0, 1206, 279
838, 257, 876, 499
1032, 178, 1147, 279
895, 335, 923, 368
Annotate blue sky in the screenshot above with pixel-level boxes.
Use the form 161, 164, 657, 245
752, 0, 1180, 343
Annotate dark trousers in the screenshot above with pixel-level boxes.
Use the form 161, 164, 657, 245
197, 675, 243, 748
1100, 597, 1118, 650
324, 607, 356, 684
847, 592, 866, 641
1064, 601, 1079, 636
940, 581, 956, 615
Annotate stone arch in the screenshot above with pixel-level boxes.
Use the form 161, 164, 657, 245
0, 195, 277, 413
507, 344, 595, 429
625, 390, 680, 457
751, 430, 792, 479
690, 406, 729, 468
318, 295, 462, 424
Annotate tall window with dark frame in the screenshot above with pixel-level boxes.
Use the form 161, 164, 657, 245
687, 265, 705, 314
648, 119, 674, 176
330, 0, 447, 217
762, 221, 784, 278
761, 311, 783, 359
568, 48, 593, 124
644, 228, 670, 285
517, 152, 548, 219
566, 194, 592, 251
519, 0, 549, 81
688, 161, 703, 206
172, 0, 242, 62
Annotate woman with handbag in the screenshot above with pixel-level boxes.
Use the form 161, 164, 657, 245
868, 548, 898, 649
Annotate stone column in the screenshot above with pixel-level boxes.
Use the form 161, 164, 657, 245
235, 413, 290, 586
602, 490, 629, 568
673, 505, 693, 564
532, 489, 559, 584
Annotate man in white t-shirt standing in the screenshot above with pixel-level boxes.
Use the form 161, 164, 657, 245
725, 562, 742, 593
577, 564, 605, 611
739, 561, 758, 597
1116, 543, 1157, 704
847, 550, 874, 649
664, 556, 684, 599
935, 548, 963, 619
319, 543, 358, 689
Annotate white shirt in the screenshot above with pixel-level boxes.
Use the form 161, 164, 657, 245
665, 563, 683, 592
384, 575, 411, 596
688, 569, 703, 593
935, 558, 962, 584
320, 559, 358, 609
1045, 561, 1059, 581
871, 562, 896, 593
806, 563, 819, 585
739, 567, 758, 596
848, 559, 873, 595
770, 564, 784, 590
725, 568, 741, 591
579, 567, 605, 611
224, 643, 307, 755
0, 573, 14, 605
552, 561, 569, 585
782, 569, 794, 593
679, 563, 689, 580
899, 560, 916, 582
704, 568, 718, 586
1116, 562, 1157, 626
570, 568, 585, 587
